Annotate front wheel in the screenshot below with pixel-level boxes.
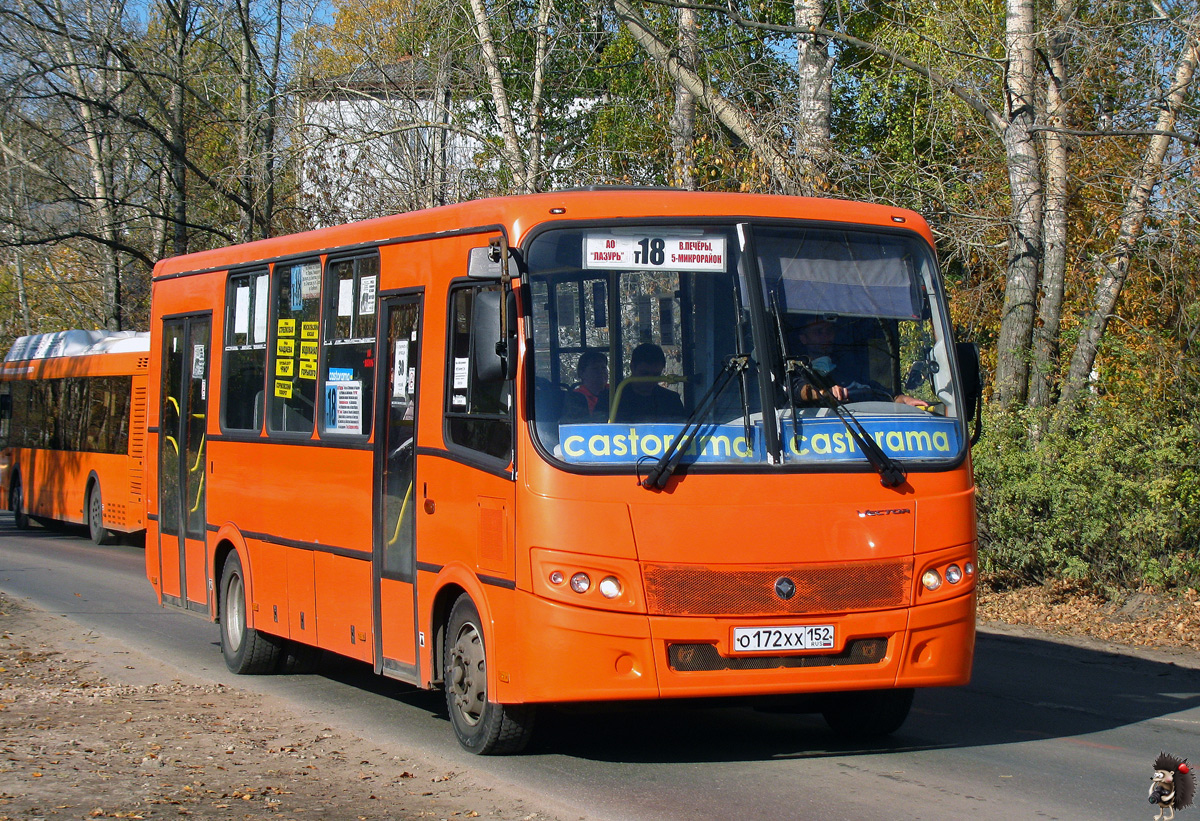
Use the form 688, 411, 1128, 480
219, 550, 281, 674
87, 484, 117, 545
821, 688, 914, 739
443, 595, 535, 754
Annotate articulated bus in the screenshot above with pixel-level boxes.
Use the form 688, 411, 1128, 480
1, 330, 150, 544
145, 190, 982, 754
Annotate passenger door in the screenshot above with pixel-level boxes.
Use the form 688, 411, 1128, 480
373, 293, 422, 680
156, 314, 211, 611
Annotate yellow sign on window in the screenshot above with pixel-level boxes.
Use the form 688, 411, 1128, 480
274, 379, 293, 398
276, 358, 294, 377
300, 341, 318, 360
278, 318, 296, 337
301, 321, 319, 340
299, 360, 317, 380
277, 338, 295, 357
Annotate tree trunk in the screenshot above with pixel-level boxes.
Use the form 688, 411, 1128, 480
526, 0, 553, 192
166, 0, 189, 256
794, 0, 830, 192
992, 0, 1043, 408
611, 0, 800, 192
238, 0, 256, 242
670, 5, 697, 190
1058, 24, 1200, 409
466, 0, 529, 192
1028, 0, 1072, 413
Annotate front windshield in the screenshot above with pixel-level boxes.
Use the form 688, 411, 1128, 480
526, 221, 964, 472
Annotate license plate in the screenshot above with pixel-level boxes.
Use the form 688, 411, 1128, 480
732, 624, 835, 653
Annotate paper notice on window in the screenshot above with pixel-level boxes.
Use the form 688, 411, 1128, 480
393, 341, 410, 399
254, 275, 269, 343
191, 344, 205, 379
234, 286, 250, 336
453, 357, 470, 390
326, 381, 362, 434
338, 279, 354, 317
359, 275, 377, 316
301, 261, 321, 299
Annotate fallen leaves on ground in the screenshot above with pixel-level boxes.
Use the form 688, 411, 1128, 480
978, 581, 1200, 651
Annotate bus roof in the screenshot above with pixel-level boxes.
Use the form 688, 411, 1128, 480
151, 189, 935, 279
5, 330, 151, 362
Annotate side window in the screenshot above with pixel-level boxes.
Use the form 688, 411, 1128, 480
321, 254, 378, 437
445, 284, 512, 462
0, 383, 10, 446
223, 269, 269, 431
85, 376, 132, 454
269, 260, 321, 434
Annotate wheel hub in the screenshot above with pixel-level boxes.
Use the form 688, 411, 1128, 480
448, 625, 486, 726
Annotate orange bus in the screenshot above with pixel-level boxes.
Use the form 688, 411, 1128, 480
1, 330, 150, 544
145, 190, 982, 754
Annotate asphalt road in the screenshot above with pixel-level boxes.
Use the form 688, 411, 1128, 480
1, 517, 1197, 821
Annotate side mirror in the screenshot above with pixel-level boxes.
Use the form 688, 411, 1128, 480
955, 341, 983, 445
472, 289, 517, 383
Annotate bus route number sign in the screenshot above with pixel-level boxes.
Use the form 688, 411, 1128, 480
583, 234, 727, 273
732, 624, 835, 653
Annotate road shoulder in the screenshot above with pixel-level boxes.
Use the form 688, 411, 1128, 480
0, 590, 561, 821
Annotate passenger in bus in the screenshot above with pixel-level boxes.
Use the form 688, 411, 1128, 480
613, 343, 685, 422
790, 316, 928, 407
566, 349, 609, 418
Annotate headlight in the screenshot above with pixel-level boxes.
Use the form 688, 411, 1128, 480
599, 576, 622, 599
570, 572, 591, 594
921, 569, 943, 591
945, 564, 963, 584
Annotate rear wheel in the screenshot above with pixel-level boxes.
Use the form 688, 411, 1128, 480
821, 688, 914, 739
443, 595, 535, 754
219, 550, 281, 674
11, 479, 29, 530
87, 484, 117, 545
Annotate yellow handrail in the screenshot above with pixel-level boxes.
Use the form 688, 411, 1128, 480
387, 482, 414, 546
607, 375, 687, 423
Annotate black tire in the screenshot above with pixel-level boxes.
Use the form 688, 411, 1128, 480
443, 595, 535, 754
11, 479, 29, 530
821, 688, 914, 739
87, 484, 117, 545
219, 550, 281, 674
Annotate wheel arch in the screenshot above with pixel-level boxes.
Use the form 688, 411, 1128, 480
428, 565, 496, 689
430, 581, 467, 687
212, 526, 252, 626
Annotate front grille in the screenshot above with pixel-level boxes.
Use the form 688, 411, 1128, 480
642, 560, 911, 617
668, 638, 888, 672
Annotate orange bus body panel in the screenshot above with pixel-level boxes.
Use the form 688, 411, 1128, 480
144, 190, 976, 714
1, 342, 148, 536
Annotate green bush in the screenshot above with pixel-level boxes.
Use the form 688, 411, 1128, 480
973, 403, 1200, 594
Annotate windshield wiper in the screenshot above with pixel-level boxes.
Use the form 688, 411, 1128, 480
640, 355, 751, 491
770, 299, 907, 489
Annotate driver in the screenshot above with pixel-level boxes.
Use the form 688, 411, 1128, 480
790, 317, 928, 407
